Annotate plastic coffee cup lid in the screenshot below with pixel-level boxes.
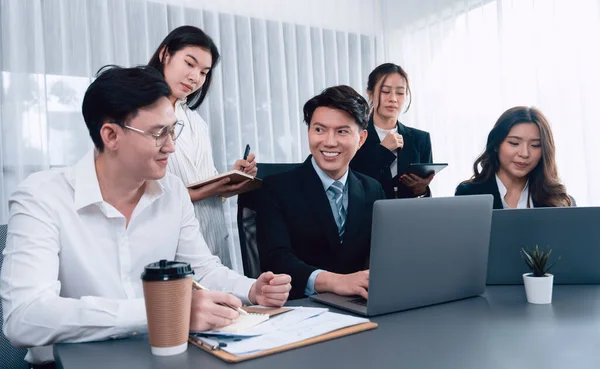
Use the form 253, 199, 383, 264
141, 259, 194, 281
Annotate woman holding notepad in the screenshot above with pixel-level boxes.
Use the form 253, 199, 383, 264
148, 26, 257, 268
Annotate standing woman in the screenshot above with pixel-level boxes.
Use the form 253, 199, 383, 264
455, 106, 573, 209
148, 26, 257, 268
350, 63, 435, 199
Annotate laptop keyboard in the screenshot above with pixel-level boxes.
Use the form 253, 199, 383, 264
350, 297, 368, 306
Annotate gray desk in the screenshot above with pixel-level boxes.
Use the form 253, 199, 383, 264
54, 286, 600, 369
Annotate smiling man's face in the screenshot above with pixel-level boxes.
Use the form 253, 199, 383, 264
308, 106, 367, 180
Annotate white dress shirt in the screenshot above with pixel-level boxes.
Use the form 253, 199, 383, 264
167, 100, 234, 268
495, 174, 534, 209
0, 149, 255, 364
374, 124, 399, 178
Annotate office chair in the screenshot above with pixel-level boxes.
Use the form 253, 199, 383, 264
0, 224, 29, 369
237, 163, 301, 278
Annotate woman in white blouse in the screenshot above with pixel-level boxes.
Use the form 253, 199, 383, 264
148, 26, 257, 268
455, 106, 573, 209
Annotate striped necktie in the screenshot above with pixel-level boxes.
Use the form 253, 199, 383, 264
327, 180, 347, 238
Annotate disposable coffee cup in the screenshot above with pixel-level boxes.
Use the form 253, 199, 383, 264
141, 259, 194, 356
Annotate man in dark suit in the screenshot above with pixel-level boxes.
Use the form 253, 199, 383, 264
256, 85, 386, 300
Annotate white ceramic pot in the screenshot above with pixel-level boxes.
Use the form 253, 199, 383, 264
522, 273, 554, 304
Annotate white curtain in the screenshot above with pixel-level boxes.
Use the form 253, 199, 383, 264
0, 0, 381, 272
385, 0, 600, 206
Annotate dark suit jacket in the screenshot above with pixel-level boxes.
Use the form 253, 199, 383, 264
350, 119, 433, 199
256, 157, 386, 300
454, 176, 576, 209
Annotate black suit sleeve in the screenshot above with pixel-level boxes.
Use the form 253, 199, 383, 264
256, 181, 317, 297
421, 132, 433, 163
455, 183, 470, 196
377, 183, 386, 200
351, 138, 396, 177
373, 143, 397, 169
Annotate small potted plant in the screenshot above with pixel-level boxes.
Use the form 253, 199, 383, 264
520, 245, 560, 304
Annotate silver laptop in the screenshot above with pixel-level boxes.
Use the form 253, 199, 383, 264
310, 195, 494, 316
487, 207, 600, 285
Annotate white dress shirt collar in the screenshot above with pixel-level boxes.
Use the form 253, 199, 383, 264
71, 149, 166, 211
311, 156, 349, 191
495, 173, 533, 209
72, 149, 104, 210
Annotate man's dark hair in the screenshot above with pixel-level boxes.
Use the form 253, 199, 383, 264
82, 65, 171, 151
303, 85, 369, 129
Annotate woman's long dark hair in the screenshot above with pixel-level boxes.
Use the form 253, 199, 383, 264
366, 63, 411, 116
466, 106, 571, 207
148, 25, 220, 110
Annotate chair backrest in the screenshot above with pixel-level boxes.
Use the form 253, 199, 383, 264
0, 224, 29, 369
237, 163, 301, 278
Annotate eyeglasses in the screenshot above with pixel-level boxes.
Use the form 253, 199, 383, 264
110, 121, 185, 147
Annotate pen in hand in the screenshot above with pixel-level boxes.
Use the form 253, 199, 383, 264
241, 144, 251, 173
192, 280, 248, 316
243, 144, 250, 161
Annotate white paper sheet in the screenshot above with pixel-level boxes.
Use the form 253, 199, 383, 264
198, 307, 329, 337
220, 311, 369, 356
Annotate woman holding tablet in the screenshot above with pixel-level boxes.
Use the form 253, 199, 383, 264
455, 106, 573, 209
350, 63, 435, 199
148, 26, 258, 268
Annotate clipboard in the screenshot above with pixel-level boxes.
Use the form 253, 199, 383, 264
188, 321, 378, 363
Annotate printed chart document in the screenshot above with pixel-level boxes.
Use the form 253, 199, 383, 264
191, 307, 370, 356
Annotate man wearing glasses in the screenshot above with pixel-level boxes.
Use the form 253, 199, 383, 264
0, 65, 291, 368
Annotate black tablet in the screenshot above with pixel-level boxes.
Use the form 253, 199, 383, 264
396, 163, 448, 179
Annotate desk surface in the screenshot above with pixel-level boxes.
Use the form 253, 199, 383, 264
54, 286, 600, 369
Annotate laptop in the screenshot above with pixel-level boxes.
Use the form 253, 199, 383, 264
310, 195, 494, 316
487, 207, 600, 285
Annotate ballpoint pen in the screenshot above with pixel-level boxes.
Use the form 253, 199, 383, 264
241, 144, 251, 173
243, 144, 251, 161
190, 334, 225, 350
192, 280, 248, 316
190, 333, 245, 350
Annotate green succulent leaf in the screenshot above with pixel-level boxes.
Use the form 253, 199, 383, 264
520, 245, 559, 277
